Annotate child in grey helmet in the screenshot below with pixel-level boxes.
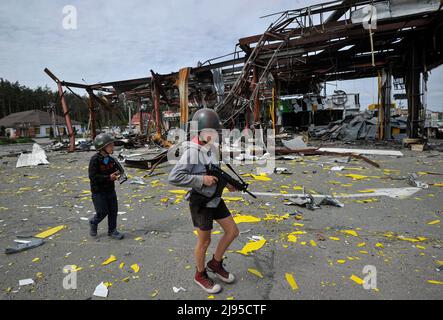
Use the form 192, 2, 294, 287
168, 108, 239, 294
88, 133, 124, 240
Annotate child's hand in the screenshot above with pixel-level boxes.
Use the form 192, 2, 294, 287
110, 171, 120, 181
203, 175, 218, 187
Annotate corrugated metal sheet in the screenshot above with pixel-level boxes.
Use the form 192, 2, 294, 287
352, 0, 441, 24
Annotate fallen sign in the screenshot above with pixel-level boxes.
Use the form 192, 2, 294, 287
252, 187, 422, 199
16, 143, 50, 168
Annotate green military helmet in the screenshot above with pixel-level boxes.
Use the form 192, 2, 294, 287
191, 108, 222, 132
94, 133, 115, 150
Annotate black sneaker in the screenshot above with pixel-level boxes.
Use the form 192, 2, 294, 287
89, 221, 97, 237
108, 230, 124, 240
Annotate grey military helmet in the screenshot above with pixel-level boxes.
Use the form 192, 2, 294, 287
94, 133, 115, 150
191, 108, 222, 132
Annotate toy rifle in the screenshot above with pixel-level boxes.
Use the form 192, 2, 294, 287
110, 155, 128, 184
205, 163, 257, 199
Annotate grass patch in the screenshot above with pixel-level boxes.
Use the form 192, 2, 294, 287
0, 137, 35, 145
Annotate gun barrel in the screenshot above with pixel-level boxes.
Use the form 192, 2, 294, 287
244, 189, 257, 199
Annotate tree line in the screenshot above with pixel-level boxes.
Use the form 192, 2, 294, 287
0, 78, 129, 127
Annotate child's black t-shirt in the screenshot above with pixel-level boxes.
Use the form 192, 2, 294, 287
88, 153, 118, 194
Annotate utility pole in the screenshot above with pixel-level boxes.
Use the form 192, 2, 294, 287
123, 94, 133, 134
44, 102, 58, 140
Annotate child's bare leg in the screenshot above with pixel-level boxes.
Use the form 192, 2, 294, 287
195, 229, 211, 272
214, 216, 239, 261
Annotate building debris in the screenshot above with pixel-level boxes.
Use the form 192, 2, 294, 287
173, 286, 187, 293
130, 264, 140, 273
18, 279, 35, 287
5, 238, 45, 254
318, 147, 403, 157
254, 187, 422, 199
102, 255, 117, 266
285, 273, 299, 291
237, 237, 267, 256
308, 111, 409, 142
93, 282, 109, 298
318, 196, 345, 208
122, 150, 168, 169
274, 147, 381, 168
408, 174, 430, 189
281, 136, 307, 149
16, 144, 50, 168
0, 0, 442, 301
274, 167, 292, 175
285, 194, 344, 210
130, 177, 146, 185
34, 225, 66, 239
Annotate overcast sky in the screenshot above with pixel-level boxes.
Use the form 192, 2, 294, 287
0, 0, 442, 111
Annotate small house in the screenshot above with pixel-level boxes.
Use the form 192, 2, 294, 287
0, 110, 83, 138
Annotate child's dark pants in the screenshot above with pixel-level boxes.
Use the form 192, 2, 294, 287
91, 191, 118, 232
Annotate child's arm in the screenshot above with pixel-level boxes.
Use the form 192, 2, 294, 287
168, 148, 204, 189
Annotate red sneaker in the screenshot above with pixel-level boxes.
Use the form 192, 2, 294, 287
207, 255, 235, 283
194, 269, 222, 294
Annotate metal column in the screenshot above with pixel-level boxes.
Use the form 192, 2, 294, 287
252, 66, 260, 125
44, 68, 75, 152
152, 81, 161, 136
381, 67, 392, 140
406, 43, 422, 139
87, 89, 97, 140
138, 98, 144, 135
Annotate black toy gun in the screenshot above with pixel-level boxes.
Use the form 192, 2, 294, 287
205, 163, 257, 199
110, 155, 128, 184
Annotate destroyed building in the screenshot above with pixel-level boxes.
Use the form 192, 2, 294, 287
425, 111, 443, 138
42, 0, 443, 152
